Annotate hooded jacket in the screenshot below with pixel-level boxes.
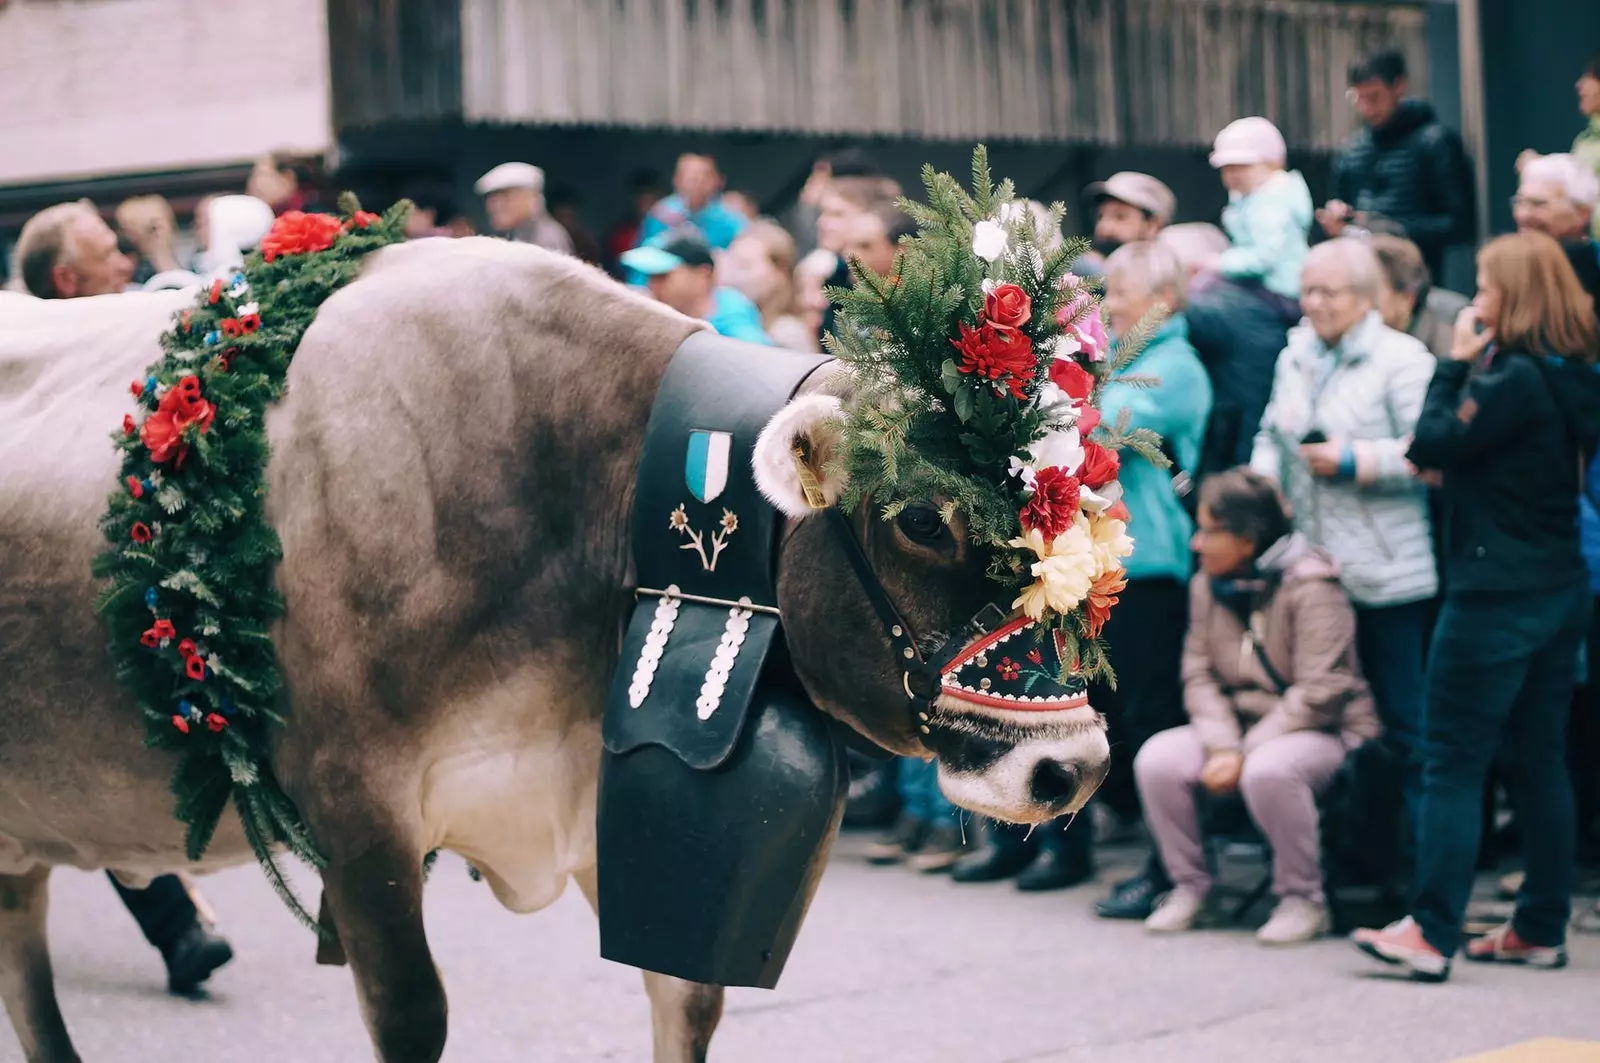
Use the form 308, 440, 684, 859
1331, 99, 1475, 274
1218, 169, 1314, 301
1182, 533, 1382, 756
1408, 346, 1600, 594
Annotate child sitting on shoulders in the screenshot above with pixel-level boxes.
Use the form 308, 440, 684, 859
1209, 117, 1313, 322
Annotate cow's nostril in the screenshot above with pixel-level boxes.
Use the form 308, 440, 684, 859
1028, 760, 1081, 809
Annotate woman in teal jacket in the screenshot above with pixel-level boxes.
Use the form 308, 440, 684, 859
956, 241, 1213, 891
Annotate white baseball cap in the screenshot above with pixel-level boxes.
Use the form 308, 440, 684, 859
1209, 117, 1288, 169
474, 162, 545, 196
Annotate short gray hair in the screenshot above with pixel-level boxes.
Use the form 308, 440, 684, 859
1104, 240, 1188, 309
1303, 237, 1383, 300
1522, 153, 1600, 209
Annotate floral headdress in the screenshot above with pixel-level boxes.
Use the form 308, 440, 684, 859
827, 149, 1163, 681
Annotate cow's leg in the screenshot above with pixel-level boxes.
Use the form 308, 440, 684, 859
574, 868, 725, 1062
319, 833, 445, 1063
0, 867, 79, 1063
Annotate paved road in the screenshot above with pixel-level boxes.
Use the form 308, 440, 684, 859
23, 836, 1600, 1062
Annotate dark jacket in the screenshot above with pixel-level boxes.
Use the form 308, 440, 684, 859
1332, 100, 1475, 275
1562, 238, 1600, 322
1185, 276, 1294, 472
1408, 349, 1600, 594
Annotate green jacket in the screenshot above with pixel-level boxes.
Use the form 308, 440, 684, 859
1576, 116, 1600, 242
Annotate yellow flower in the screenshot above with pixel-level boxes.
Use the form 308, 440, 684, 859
1082, 513, 1134, 577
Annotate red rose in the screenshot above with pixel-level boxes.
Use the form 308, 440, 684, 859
983, 283, 1033, 330
260, 211, 343, 263
130, 522, 152, 544
129, 379, 144, 398
171, 715, 190, 734
346, 210, 381, 230
178, 639, 198, 658
952, 322, 1036, 400
152, 619, 176, 640
1078, 441, 1121, 489
1049, 358, 1094, 402
185, 655, 207, 681
205, 713, 228, 733
1020, 466, 1081, 540
123, 414, 137, 436
1076, 406, 1102, 437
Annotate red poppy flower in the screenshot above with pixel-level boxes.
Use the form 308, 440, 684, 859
177, 639, 198, 659
123, 414, 137, 436
130, 522, 152, 544
998, 658, 1022, 681
175, 375, 202, 402
140, 630, 161, 648
205, 713, 228, 733
208, 279, 223, 305
346, 210, 381, 230
126, 475, 143, 498
240, 313, 261, 333
171, 715, 190, 734
185, 655, 207, 681
129, 379, 144, 398
182, 309, 193, 332
1020, 466, 1082, 540
217, 349, 236, 372
952, 321, 1036, 400
1078, 441, 1121, 490
221, 318, 244, 338
1049, 358, 1094, 402
152, 619, 176, 640
260, 211, 343, 262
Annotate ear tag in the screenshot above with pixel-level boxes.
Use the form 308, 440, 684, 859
790, 443, 829, 510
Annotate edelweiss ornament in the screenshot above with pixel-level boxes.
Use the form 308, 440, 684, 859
971, 219, 1009, 262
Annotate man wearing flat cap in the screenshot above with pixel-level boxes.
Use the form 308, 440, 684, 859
474, 162, 574, 255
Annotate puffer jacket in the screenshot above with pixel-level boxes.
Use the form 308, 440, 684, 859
1183, 533, 1382, 755
1331, 99, 1475, 276
1250, 311, 1438, 607
1218, 169, 1314, 301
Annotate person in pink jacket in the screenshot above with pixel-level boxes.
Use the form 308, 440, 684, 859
1138, 468, 1382, 944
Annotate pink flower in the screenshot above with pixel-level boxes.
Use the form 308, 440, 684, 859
1057, 294, 1110, 362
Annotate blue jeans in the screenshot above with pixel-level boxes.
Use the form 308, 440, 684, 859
897, 757, 958, 823
1355, 599, 1435, 827
1411, 584, 1589, 955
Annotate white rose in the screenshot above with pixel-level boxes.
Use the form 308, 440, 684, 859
997, 201, 1027, 225
971, 220, 1009, 262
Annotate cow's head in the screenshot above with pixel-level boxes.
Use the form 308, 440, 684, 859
754, 388, 1110, 826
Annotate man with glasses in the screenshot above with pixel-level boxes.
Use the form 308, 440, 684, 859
1317, 49, 1475, 281
1513, 153, 1600, 315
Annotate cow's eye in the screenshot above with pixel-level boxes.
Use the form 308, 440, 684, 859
896, 502, 946, 544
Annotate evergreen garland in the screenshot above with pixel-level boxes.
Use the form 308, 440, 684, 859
93, 196, 407, 927
825, 148, 1167, 682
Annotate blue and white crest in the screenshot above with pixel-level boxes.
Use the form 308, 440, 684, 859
684, 429, 732, 504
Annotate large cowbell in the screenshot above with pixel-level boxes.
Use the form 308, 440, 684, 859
597, 330, 840, 989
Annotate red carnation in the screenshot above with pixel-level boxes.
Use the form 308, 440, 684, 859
130, 522, 152, 544
983, 283, 1033, 330
123, 414, 137, 436
952, 322, 1036, 401
152, 619, 176, 640
1020, 466, 1081, 540
1049, 358, 1094, 402
178, 639, 198, 659
346, 210, 381, 230
129, 379, 144, 398
126, 476, 144, 498
205, 713, 228, 733
1079, 441, 1121, 490
172, 715, 190, 734
185, 655, 207, 681
260, 211, 343, 263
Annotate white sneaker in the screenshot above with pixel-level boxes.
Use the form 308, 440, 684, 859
1256, 896, 1330, 945
1144, 887, 1206, 933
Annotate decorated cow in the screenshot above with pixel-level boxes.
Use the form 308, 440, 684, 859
0, 153, 1140, 1062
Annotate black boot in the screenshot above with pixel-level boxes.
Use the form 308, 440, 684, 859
843, 754, 902, 829
1096, 853, 1172, 919
1015, 817, 1094, 891
950, 818, 1037, 883
164, 922, 235, 995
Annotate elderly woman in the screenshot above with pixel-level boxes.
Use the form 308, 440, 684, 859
1250, 238, 1436, 820
1138, 469, 1379, 942
1369, 234, 1469, 360
1356, 232, 1600, 980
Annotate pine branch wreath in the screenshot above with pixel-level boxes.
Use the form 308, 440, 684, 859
93, 197, 407, 928
826, 147, 1163, 680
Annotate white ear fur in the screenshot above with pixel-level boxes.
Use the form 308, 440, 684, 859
752, 394, 847, 518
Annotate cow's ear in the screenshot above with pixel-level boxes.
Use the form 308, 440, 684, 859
753, 394, 848, 518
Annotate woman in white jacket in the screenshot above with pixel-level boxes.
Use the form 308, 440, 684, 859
1250, 237, 1438, 823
